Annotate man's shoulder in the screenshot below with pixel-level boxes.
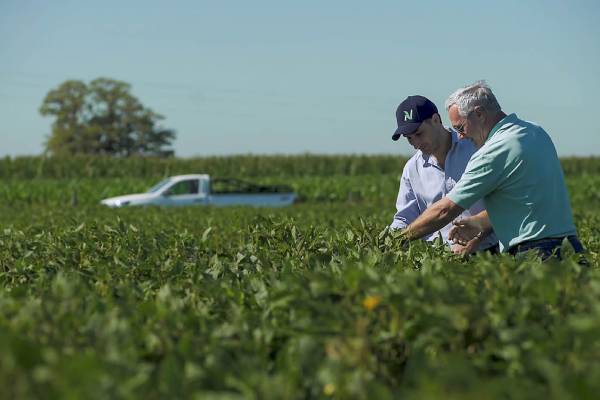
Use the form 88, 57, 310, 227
467, 133, 516, 174
494, 113, 547, 141
510, 116, 553, 146
507, 114, 543, 131
402, 151, 423, 172
485, 116, 536, 156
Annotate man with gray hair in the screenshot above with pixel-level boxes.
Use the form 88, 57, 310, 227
398, 80, 584, 260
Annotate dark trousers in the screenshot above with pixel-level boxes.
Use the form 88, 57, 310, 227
508, 235, 587, 263
482, 243, 500, 255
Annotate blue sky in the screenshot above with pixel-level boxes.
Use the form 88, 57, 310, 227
1, 0, 599, 157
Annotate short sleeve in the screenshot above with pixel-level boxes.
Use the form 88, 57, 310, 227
447, 153, 504, 209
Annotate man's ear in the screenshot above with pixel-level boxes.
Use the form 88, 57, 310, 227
431, 113, 442, 125
473, 106, 484, 119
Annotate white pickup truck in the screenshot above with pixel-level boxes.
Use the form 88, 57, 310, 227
100, 174, 297, 208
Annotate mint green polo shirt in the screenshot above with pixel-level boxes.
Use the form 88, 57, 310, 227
447, 113, 576, 251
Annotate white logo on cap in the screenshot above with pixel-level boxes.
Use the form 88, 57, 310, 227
404, 110, 413, 121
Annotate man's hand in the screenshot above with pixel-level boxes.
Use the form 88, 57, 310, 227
449, 218, 484, 246
449, 211, 491, 246
403, 197, 464, 241
379, 226, 410, 251
451, 235, 482, 255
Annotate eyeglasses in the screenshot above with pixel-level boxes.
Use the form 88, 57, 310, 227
453, 110, 474, 135
454, 122, 466, 135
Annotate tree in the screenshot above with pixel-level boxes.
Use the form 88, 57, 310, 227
40, 78, 176, 157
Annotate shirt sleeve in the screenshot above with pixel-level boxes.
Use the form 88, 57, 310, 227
447, 153, 504, 209
390, 169, 421, 230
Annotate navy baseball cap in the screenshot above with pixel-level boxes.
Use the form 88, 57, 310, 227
392, 95, 439, 140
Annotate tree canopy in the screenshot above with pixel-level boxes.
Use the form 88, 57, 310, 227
40, 78, 176, 157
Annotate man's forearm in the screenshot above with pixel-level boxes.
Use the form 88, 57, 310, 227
403, 198, 464, 240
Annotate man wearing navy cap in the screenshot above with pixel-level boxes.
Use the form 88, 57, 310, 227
398, 81, 585, 261
390, 95, 498, 254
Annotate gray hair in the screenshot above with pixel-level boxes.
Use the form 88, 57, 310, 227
444, 80, 501, 117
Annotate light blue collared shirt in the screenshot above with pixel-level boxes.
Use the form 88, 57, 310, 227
391, 129, 498, 250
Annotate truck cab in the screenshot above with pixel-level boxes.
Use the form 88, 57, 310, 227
151, 174, 210, 206
100, 174, 296, 208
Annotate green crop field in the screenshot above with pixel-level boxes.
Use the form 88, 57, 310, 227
1, 155, 599, 399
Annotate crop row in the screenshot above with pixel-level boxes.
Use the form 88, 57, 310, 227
0, 175, 399, 207
1, 155, 599, 179
1, 174, 599, 210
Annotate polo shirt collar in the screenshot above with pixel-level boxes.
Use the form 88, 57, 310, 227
486, 113, 518, 143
